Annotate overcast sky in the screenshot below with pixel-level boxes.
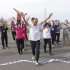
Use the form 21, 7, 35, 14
0, 0, 70, 21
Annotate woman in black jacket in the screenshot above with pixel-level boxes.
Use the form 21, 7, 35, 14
0, 21, 8, 49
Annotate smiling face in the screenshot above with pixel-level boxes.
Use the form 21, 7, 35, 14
33, 18, 38, 26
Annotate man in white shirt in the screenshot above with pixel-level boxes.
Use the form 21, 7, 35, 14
21, 13, 53, 65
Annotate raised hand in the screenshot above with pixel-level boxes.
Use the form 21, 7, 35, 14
26, 17, 30, 22
13, 8, 19, 13
48, 13, 53, 19
21, 12, 24, 17
40, 13, 53, 25
21, 12, 26, 18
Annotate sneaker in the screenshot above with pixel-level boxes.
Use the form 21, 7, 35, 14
52, 45, 54, 48
32, 56, 35, 60
35, 61, 39, 65
23, 48, 25, 51
2, 47, 6, 49
55, 43, 60, 46
24, 48, 27, 51
21, 49, 23, 54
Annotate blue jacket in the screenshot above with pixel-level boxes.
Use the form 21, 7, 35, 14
54, 25, 61, 33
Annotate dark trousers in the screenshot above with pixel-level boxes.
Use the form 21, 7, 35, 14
30, 40, 40, 62
16, 38, 24, 54
12, 31, 16, 40
44, 38, 52, 54
55, 33, 60, 44
1, 35, 8, 48
51, 36, 56, 45
51, 31, 56, 45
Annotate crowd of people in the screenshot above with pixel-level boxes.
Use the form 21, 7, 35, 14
0, 8, 70, 65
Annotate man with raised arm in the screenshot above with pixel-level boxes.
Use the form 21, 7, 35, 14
21, 13, 53, 65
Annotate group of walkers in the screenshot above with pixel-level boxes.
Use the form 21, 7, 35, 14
0, 8, 70, 65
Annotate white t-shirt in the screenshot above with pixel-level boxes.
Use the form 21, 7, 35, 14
28, 23, 41, 41
43, 27, 51, 39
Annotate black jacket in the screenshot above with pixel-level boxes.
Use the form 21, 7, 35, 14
0, 26, 8, 37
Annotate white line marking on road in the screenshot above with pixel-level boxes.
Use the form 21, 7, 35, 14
0, 59, 70, 66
